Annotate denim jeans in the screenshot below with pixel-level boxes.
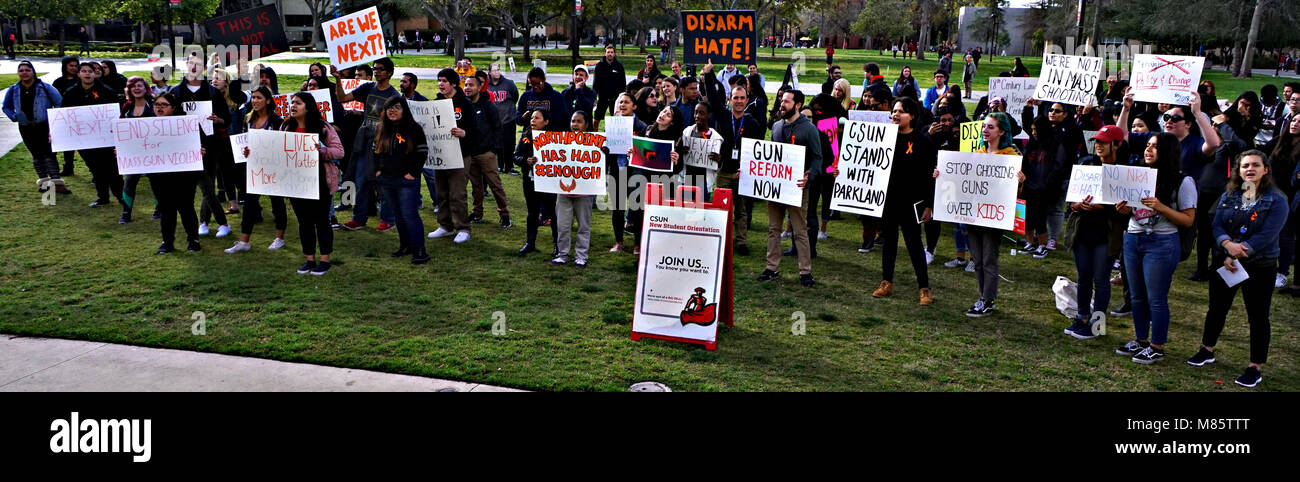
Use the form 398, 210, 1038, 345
1122, 232, 1181, 345
350, 150, 394, 225
421, 168, 438, 209
1073, 239, 1111, 320
379, 176, 426, 251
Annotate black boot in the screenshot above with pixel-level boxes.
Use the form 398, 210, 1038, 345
391, 245, 412, 258
411, 248, 431, 264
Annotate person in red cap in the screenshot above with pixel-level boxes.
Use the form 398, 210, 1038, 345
1063, 125, 1130, 339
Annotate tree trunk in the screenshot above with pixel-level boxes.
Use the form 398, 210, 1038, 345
522, 8, 531, 61
1229, 6, 1246, 76
57, 20, 65, 57
1238, 0, 1267, 78
916, 5, 930, 61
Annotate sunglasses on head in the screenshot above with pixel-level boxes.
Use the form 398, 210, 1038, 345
1163, 114, 1186, 123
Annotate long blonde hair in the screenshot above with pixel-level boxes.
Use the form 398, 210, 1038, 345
212, 68, 239, 111
833, 78, 853, 111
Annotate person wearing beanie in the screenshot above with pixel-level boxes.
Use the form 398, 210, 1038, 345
426, 67, 480, 244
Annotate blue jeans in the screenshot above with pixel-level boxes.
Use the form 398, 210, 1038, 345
1122, 232, 1181, 345
1073, 239, 1111, 319
379, 177, 426, 251
954, 223, 969, 253
350, 152, 395, 225
421, 168, 438, 208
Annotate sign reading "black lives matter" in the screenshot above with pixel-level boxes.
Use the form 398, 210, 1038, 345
681, 11, 757, 65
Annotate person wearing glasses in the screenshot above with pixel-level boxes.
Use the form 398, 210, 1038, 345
923, 70, 949, 110
332, 58, 401, 232
1118, 89, 1222, 281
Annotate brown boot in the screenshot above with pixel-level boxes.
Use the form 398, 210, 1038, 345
872, 280, 894, 298
919, 288, 934, 306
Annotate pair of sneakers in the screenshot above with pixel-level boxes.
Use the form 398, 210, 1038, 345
943, 258, 975, 272
965, 298, 994, 317
1185, 347, 1263, 388
1063, 318, 1099, 339
224, 238, 286, 254
1116, 340, 1164, 364
428, 227, 471, 243
296, 260, 331, 275
757, 269, 815, 287
197, 224, 232, 238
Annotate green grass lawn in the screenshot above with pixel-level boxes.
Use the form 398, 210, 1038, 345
1, 140, 1296, 391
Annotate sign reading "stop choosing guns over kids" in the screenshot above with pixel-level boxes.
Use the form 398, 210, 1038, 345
681, 10, 756, 65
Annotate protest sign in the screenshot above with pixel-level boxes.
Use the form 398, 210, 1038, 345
531, 131, 608, 195
273, 89, 334, 123
631, 136, 675, 172
1065, 165, 1104, 203
933, 151, 1021, 231
1129, 54, 1205, 105
204, 4, 289, 61
958, 120, 982, 153
847, 110, 892, 124
408, 99, 465, 170
633, 203, 730, 346
739, 138, 806, 207
322, 7, 387, 70
1033, 53, 1103, 106
230, 133, 251, 164
112, 115, 204, 175
604, 116, 634, 153
183, 101, 213, 135
681, 10, 756, 65
684, 136, 722, 170
533, 59, 548, 72
831, 120, 898, 217
988, 77, 1040, 110
48, 104, 119, 152
817, 117, 841, 173
1013, 199, 1026, 235
340, 79, 371, 112
245, 129, 320, 200
1100, 164, 1156, 208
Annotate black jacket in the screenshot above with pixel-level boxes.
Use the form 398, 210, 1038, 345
374, 124, 429, 179
60, 80, 118, 108
562, 84, 596, 120
716, 111, 765, 174
464, 92, 500, 156
170, 81, 233, 138
885, 129, 938, 214
593, 58, 627, 99
438, 89, 482, 158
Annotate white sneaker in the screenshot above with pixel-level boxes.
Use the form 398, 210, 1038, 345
817, 230, 828, 240
428, 227, 453, 238
453, 231, 471, 243
943, 258, 966, 268
197, 223, 210, 236
780, 230, 791, 240
965, 261, 976, 272
268, 238, 286, 250
1276, 273, 1288, 289
223, 241, 250, 254
215, 225, 232, 238
925, 250, 935, 265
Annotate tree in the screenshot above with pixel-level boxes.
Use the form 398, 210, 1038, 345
421, 0, 481, 59
116, 0, 221, 45
0, 0, 114, 55
1238, 0, 1271, 78
967, 0, 1007, 54
851, 0, 912, 48
488, 0, 564, 60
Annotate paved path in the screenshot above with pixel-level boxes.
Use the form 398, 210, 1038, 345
0, 335, 523, 392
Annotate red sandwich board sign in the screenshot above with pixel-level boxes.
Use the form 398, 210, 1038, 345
631, 184, 735, 350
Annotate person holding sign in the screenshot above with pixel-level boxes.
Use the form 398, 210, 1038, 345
3, 61, 67, 194
426, 69, 478, 244
332, 58, 401, 232
604, 93, 648, 253
513, 109, 558, 256
118, 76, 159, 224
226, 87, 287, 254
626, 102, 687, 256
1063, 126, 1127, 337
1188, 150, 1289, 387
148, 94, 202, 254
550, 111, 601, 268
870, 97, 936, 305
279, 93, 345, 275
170, 59, 234, 239
679, 101, 721, 201
373, 96, 431, 264
1114, 133, 1198, 365
758, 90, 822, 288
62, 62, 124, 211
710, 84, 765, 257
1018, 102, 1083, 258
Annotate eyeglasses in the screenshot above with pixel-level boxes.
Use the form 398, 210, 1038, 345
154, 102, 172, 108
1048, 108, 1067, 114
1163, 114, 1186, 123
372, 66, 387, 71
386, 104, 404, 111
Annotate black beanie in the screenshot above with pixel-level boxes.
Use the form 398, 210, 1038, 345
438, 68, 459, 87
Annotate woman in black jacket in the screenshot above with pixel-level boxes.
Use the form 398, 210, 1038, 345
625, 104, 686, 255
373, 95, 431, 264
515, 109, 559, 256
605, 93, 648, 253
1020, 100, 1085, 257
149, 93, 203, 254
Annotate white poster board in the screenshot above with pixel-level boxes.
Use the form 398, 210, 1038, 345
933, 151, 1021, 231
847, 110, 892, 124
183, 100, 214, 135
48, 104, 120, 152
632, 203, 729, 344
1100, 164, 1157, 207
230, 132, 251, 164
684, 136, 722, 170
1129, 54, 1205, 105
112, 115, 204, 175
409, 99, 465, 170
604, 115, 634, 153
340, 79, 372, 112
830, 120, 898, 217
531, 131, 608, 195
739, 138, 806, 207
1033, 53, 1103, 106
245, 129, 321, 200
1065, 165, 1105, 203
988, 77, 1040, 110
322, 7, 387, 70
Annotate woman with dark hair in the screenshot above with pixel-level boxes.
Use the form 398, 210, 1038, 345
1101, 79, 1129, 125
1063, 126, 1128, 338
1186, 150, 1289, 387
892, 66, 920, 99
279, 92, 346, 275
259, 67, 279, 94
637, 55, 661, 85
935, 85, 966, 120
309, 62, 328, 80
1019, 100, 1083, 257
633, 86, 660, 127
372, 95, 431, 264
212, 67, 246, 216
1012, 57, 1030, 77
746, 73, 768, 125
226, 86, 287, 254
1116, 132, 1198, 364
119, 76, 157, 223
606, 93, 647, 253
871, 96, 938, 305
1214, 91, 1263, 149
551, 110, 600, 267
1269, 119, 1300, 294
624, 103, 686, 255
149, 93, 202, 254
515, 109, 558, 255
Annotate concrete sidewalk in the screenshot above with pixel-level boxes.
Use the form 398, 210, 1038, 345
0, 335, 524, 392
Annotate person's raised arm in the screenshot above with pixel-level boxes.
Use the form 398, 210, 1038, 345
1116, 87, 1133, 134
330, 65, 355, 104
1189, 94, 1221, 155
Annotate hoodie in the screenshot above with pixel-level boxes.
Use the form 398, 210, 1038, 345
52, 57, 79, 94
437, 88, 483, 157
593, 57, 627, 99
517, 81, 569, 127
